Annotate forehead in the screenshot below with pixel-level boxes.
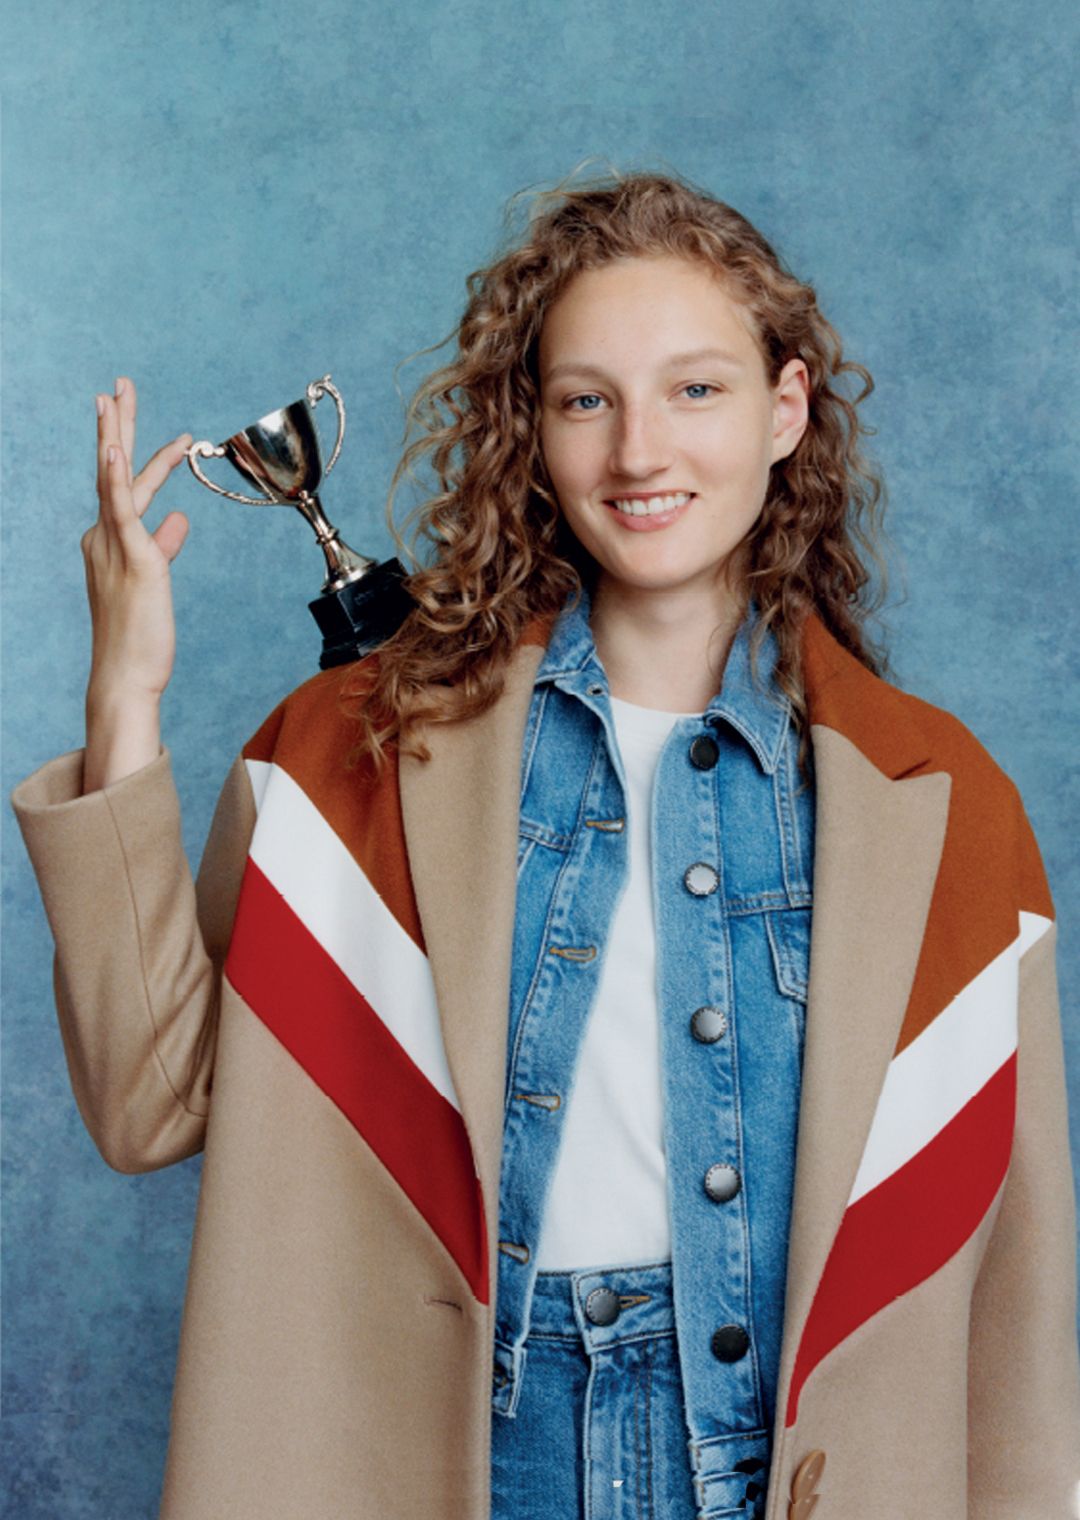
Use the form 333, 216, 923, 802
538, 254, 760, 366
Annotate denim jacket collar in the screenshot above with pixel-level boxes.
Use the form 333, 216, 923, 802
533, 580, 793, 775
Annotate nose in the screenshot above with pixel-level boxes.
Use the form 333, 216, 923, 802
607, 402, 674, 482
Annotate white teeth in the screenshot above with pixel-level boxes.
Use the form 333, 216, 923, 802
609, 491, 692, 516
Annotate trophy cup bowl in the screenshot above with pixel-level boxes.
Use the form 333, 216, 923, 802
186, 375, 415, 669
222, 397, 328, 504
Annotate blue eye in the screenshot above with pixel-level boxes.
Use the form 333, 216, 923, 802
563, 383, 719, 411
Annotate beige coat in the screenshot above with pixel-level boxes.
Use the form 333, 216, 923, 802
11, 607, 1080, 1519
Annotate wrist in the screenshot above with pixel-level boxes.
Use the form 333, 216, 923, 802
85, 678, 163, 721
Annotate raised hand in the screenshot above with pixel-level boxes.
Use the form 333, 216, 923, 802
81, 377, 193, 791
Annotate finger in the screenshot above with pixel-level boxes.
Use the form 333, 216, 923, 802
95, 393, 114, 507
115, 376, 136, 468
105, 392, 133, 488
131, 434, 194, 518
102, 440, 143, 550
152, 511, 190, 563
96, 392, 125, 504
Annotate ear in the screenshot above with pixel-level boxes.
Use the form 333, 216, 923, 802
771, 358, 810, 464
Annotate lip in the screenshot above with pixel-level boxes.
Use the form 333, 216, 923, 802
603, 492, 695, 532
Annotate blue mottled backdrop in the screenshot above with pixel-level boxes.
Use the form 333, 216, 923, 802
2, 0, 1077, 1513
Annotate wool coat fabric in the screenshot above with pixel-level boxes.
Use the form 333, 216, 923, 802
10, 606, 1080, 1520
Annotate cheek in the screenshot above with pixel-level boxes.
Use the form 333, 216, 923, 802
556, 497, 593, 541
539, 418, 571, 484
542, 429, 595, 497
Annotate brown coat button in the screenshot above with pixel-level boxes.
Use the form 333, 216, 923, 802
788, 1448, 826, 1519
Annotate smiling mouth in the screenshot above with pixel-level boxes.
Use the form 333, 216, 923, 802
605, 491, 695, 517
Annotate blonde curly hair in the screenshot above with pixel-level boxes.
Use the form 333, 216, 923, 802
341, 159, 897, 784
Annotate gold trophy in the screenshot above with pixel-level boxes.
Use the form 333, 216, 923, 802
186, 375, 413, 668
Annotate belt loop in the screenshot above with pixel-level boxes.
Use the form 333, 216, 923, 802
491, 1336, 528, 1419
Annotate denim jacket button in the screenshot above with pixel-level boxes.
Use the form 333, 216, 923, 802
704, 1163, 741, 1202
585, 1286, 621, 1326
688, 733, 720, 769
710, 1324, 751, 1361
690, 1005, 728, 1042
684, 862, 719, 896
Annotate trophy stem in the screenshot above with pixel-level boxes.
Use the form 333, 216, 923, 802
296, 490, 377, 593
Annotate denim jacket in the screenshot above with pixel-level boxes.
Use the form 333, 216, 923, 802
491, 582, 816, 1470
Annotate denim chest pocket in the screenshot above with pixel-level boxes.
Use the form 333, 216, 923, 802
764, 905, 812, 1002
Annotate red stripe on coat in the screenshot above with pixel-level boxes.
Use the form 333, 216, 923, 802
784, 1051, 1017, 1425
225, 855, 489, 1304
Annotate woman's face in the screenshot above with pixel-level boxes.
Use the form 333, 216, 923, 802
537, 253, 809, 600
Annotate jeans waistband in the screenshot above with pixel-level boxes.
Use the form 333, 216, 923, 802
526, 1258, 676, 1350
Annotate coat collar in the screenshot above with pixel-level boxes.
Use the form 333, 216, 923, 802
398, 599, 951, 1449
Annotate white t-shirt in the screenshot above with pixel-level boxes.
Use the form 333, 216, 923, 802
534, 694, 700, 1271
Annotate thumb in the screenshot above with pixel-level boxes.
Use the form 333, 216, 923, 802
154, 511, 190, 563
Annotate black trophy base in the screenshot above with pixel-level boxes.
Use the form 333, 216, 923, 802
308, 558, 416, 669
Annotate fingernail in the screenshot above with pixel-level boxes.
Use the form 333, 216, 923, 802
115, 378, 124, 398
96, 395, 105, 417
107, 445, 117, 464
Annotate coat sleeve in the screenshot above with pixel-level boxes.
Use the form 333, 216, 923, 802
966, 799, 1080, 1518
9, 743, 257, 1175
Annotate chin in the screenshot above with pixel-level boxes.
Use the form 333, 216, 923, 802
602, 564, 723, 596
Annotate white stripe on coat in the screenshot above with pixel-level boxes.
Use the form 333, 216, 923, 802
848, 909, 1053, 1206
243, 757, 461, 1112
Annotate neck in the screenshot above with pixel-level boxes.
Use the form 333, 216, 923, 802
588, 571, 748, 712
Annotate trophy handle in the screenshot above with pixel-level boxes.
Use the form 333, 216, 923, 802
185, 442, 276, 505
306, 374, 346, 478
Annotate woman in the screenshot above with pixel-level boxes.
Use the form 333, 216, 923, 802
11, 167, 1080, 1520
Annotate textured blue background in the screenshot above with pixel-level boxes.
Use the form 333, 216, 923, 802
2, 1, 1077, 1513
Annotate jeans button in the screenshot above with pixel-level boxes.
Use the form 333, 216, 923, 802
585, 1286, 621, 1325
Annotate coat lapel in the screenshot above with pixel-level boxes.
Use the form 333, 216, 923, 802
771, 613, 952, 1437
398, 638, 546, 1304
398, 610, 952, 1405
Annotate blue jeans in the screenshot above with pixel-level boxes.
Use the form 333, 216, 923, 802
490, 1260, 771, 1519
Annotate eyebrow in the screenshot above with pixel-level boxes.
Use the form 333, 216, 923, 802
542, 346, 747, 383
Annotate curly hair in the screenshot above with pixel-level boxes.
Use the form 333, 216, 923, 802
341, 158, 898, 785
